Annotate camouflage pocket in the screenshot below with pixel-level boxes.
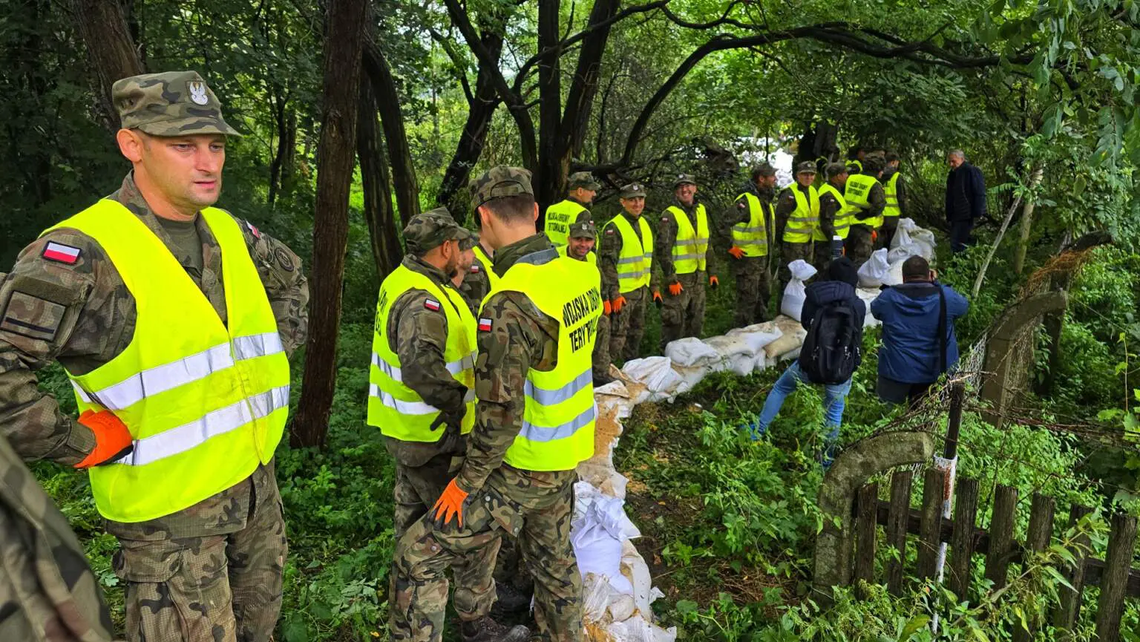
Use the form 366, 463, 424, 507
474, 485, 524, 539
115, 536, 236, 642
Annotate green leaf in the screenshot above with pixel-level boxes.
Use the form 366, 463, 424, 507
901, 615, 931, 638
675, 599, 699, 614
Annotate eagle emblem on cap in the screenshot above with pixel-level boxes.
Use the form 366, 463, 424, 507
188, 81, 209, 105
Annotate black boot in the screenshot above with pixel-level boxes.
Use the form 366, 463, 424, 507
491, 579, 533, 616
459, 616, 530, 642
593, 371, 616, 387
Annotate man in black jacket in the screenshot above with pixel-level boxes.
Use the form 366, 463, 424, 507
945, 150, 986, 253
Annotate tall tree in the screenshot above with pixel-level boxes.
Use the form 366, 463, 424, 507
291, 0, 369, 449
69, 0, 144, 134
358, 72, 404, 281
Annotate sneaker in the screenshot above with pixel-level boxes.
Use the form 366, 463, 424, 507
459, 615, 530, 642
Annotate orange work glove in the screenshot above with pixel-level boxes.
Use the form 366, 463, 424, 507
668, 281, 683, 296
728, 246, 745, 260
603, 300, 613, 316
871, 230, 878, 242
709, 275, 719, 289
613, 295, 627, 314
75, 410, 133, 469
653, 290, 664, 309
432, 478, 470, 528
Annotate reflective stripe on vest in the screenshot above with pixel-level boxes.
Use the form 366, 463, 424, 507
367, 264, 477, 441
607, 213, 654, 293
845, 174, 883, 229
732, 193, 774, 257
783, 185, 820, 244
667, 204, 709, 274
884, 172, 901, 218
49, 201, 290, 523
818, 183, 856, 240
484, 251, 602, 471
544, 200, 587, 247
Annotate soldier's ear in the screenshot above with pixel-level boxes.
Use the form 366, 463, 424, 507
532, 202, 539, 223
117, 129, 145, 163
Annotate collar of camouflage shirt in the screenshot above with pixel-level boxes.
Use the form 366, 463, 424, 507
493, 233, 555, 275
403, 254, 453, 285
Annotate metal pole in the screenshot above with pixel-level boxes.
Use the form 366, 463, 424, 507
932, 382, 964, 632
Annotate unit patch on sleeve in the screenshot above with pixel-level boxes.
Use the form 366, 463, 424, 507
41, 242, 81, 265
478, 318, 493, 332
1, 291, 66, 342
424, 299, 441, 311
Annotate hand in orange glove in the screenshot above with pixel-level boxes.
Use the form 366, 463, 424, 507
75, 410, 133, 469
603, 300, 613, 316
653, 290, 664, 308
728, 246, 745, 260
668, 281, 683, 296
871, 230, 878, 242
432, 478, 469, 528
709, 275, 719, 290
613, 295, 627, 314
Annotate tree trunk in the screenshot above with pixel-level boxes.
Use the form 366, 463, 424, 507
535, 0, 563, 213
363, 40, 420, 226
69, 0, 144, 135
563, 0, 619, 161
268, 91, 296, 207
358, 73, 403, 283
437, 29, 505, 222
291, 0, 369, 449
1013, 172, 1042, 274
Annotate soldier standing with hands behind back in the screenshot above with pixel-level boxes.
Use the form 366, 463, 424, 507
0, 71, 308, 642
599, 182, 656, 369
725, 163, 778, 327
657, 174, 717, 352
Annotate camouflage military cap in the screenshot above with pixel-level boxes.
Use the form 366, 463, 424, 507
470, 166, 534, 209
826, 162, 849, 179
796, 161, 818, 174
112, 71, 240, 137
568, 171, 601, 191
404, 207, 474, 255
862, 155, 885, 173
569, 215, 596, 239
620, 182, 647, 199
673, 173, 697, 188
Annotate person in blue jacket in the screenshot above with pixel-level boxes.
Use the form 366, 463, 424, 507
872, 255, 969, 406
752, 257, 866, 464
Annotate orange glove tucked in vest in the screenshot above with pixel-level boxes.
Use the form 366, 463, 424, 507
75, 410, 133, 469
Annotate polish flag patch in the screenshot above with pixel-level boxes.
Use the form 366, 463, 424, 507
478, 318, 493, 332
469, 263, 481, 273
42, 242, 81, 265
246, 221, 261, 238
424, 299, 441, 311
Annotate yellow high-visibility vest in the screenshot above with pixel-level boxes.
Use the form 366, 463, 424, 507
666, 204, 709, 274
484, 251, 602, 471
884, 172, 901, 218
732, 193, 774, 257
557, 244, 598, 265
845, 174, 883, 229
818, 183, 856, 240
367, 265, 476, 441
606, 213, 653, 293
847, 159, 863, 173
48, 201, 290, 523
544, 200, 587, 247
472, 244, 500, 290
782, 185, 820, 244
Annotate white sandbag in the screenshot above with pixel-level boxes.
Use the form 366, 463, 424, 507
574, 483, 641, 541
856, 287, 883, 328
886, 256, 905, 286
857, 249, 891, 288
582, 573, 618, 623
620, 540, 656, 617
703, 333, 773, 376
890, 218, 936, 261
663, 337, 719, 368
780, 260, 817, 321
621, 357, 684, 401
606, 617, 678, 642
668, 364, 704, 397
573, 527, 629, 593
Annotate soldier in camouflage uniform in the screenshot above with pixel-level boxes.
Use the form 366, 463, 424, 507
565, 216, 613, 385
391, 167, 598, 642
775, 162, 819, 294
459, 233, 496, 311
845, 154, 887, 265
0, 431, 116, 642
372, 209, 527, 641
0, 71, 307, 642
598, 183, 657, 368
723, 164, 778, 327
656, 175, 718, 352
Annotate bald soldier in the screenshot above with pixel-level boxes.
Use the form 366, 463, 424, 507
544, 171, 600, 247
368, 208, 527, 641
656, 174, 718, 351
0, 71, 308, 641
391, 166, 601, 642
599, 182, 657, 368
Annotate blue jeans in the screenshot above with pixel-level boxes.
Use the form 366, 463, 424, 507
756, 361, 851, 443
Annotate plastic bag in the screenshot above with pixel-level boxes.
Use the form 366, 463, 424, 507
780, 260, 817, 321
857, 249, 891, 288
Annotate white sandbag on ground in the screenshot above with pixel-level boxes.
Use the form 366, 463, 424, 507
856, 288, 883, 328
705, 327, 782, 375
605, 618, 678, 642
763, 317, 807, 360
857, 248, 892, 288
891, 218, 936, 260
663, 337, 719, 368
780, 260, 817, 321
621, 357, 684, 401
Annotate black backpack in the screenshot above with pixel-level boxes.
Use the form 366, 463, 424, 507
802, 301, 860, 385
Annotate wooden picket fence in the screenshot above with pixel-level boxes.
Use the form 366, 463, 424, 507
849, 467, 1140, 641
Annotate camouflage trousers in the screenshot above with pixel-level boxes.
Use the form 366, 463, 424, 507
609, 285, 648, 362
112, 469, 286, 642
846, 224, 875, 266
730, 256, 772, 327
390, 466, 581, 642
778, 242, 813, 299
812, 240, 836, 278
660, 271, 706, 352
592, 312, 612, 379
878, 216, 899, 250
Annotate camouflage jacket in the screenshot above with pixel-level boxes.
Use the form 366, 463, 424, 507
654, 200, 717, 283
0, 172, 309, 538
454, 234, 575, 493
0, 432, 115, 641
382, 255, 469, 468
458, 243, 494, 312
598, 211, 658, 301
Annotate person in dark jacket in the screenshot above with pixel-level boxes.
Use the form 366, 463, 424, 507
752, 258, 865, 460
945, 150, 986, 253
872, 256, 969, 406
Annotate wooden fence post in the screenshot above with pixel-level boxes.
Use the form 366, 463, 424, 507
1012, 493, 1056, 642
949, 477, 980, 599
1053, 504, 1093, 634
917, 467, 946, 579
887, 470, 914, 595
1094, 513, 1139, 642
984, 485, 1018, 590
